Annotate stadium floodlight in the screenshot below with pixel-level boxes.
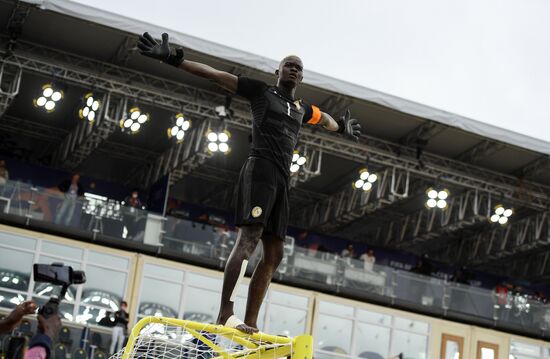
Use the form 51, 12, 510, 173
120, 107, 149, 134
167, 113, 191, 143
426, 187, 449, 209
353, 168, 377, 191
206, 129, 231, 154
78, 93, 101, 122
33, 83, 64, 113
490, 205, 512, 224
290, 150, 307, 174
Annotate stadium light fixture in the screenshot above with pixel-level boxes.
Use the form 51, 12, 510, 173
167, 113, 191, 143
426, 187, 450, 209
353, 168, 377, 192
33, 83, 64, 113
290, 150, 307, 174
78, 93, 100, 122
490, 205, 513, 225
206, 129, 231, 154
120, 107, 149, 134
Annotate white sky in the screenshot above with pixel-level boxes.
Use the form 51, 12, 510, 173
75, 0, 550, 145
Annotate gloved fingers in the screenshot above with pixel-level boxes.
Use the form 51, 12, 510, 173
348, 118, 358, 125
351, 123, 361, 131
161, 32, 170, 46
138, 37, 154, 51
137, 41, 151, 52
343, 109, 351, 121
142, 32, 158, 46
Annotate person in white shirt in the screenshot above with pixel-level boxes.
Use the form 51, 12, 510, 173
360, 249, 376, 271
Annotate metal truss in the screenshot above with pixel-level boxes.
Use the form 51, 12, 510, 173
0, 114, 67, 142
399, 121, 445, 147
289, 145, 323, 188
0, 61, 22, 118
491, 250, 550, 280
1, 37, 549, 210
53, 92, 120, 171
518, 155, 550, 178
291, 167, 410, 231
447, 211, 550, 267
372, 190, 492, 251
456, 140, 506, 164
130, 119, 211, 188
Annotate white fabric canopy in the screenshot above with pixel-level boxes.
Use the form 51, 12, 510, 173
25, 0, 550, 155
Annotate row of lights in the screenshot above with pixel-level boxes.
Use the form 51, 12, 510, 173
425, 187, 513, 225
290, 151, 307, 173
33, 86, 231, 153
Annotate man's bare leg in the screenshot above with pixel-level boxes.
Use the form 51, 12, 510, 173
244, 234, 284, 329
216, 223, 263, 334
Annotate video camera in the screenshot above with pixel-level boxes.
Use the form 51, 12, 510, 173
33, 263, 86, 318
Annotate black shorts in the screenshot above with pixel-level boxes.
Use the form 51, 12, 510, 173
234, 157, 289, 240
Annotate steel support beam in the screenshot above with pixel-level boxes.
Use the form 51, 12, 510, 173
1, 38, 549, 210
456, 140, 506, 164
53, 92, 119, 170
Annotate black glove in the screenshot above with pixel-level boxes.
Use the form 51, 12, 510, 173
337, 109, 361, 141
137, 32, 184, 67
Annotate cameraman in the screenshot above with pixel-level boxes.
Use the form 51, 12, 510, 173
26, 313, 62, 359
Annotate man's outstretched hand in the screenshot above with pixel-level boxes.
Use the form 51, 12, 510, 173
0, 300, 37, 334
137, 32, 184, 67
337, 110, 361, 142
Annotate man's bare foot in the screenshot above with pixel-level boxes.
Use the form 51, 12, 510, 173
217, 313, 259, 334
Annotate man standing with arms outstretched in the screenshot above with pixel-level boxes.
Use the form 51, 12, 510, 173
138, 32, 361, 333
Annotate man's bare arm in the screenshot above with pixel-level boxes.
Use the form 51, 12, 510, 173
179, 60, 238, 94
317, 112, 340, 132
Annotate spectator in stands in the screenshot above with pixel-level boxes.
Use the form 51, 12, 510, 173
54, 173, 85, 226
494, 281, 511, 321
411, 255, 433, 277
341, 244, 355, 258
0, 300, 37, 334
123, 189, 144, 240
359, 249, 376, 271
110, 300, 129, 355
0, 159, 9, 185
25, 312, 62, 359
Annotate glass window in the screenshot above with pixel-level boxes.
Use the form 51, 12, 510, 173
357, 309, 392, 326
187, 273, 222, 291
510, 341, 541, 357
138, 277, 181, 317
390, 330, 428, 359
315, 314, 353, 355
143, 263, 184, 282
184, 286, 219, 323
318, 300, 354, 318
270, 290, 309, 309
394, 317, 430, 333
41, 242, 83, 260
444, 340, 460, 359
0, 247, 34, 282
480, 348, 496, 359
267, 304, 306, 337
0, 290, 27, 309
80, 265, 127, 307
0, 233, 36, 250
88, 251, 129, 270
355, 321, 390, 358
233, 297, 265, 330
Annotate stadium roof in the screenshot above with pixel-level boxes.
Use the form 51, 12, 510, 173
25, 0, 550, 156
1, 0, 550, 281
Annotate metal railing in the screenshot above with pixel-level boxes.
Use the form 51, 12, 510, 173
1, 179, 548, 338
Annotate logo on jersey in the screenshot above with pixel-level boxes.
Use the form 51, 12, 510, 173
251, 206, 263, 218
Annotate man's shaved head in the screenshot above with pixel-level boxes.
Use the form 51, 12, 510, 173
279, 55, 303, 69
276, 55, 304, 91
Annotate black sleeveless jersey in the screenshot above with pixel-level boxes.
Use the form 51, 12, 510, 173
236, 76, 321, 177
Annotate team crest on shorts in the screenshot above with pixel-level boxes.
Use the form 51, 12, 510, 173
251, 206, 263, 218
